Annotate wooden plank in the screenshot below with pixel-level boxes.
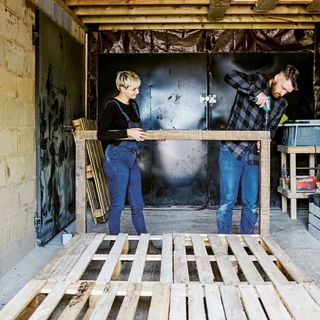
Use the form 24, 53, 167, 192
81, 14, 320, 24
29, 281, 70, 320
239, 285, 268, 319
58, 282, 95, 320
277, 283, 320, 319
89, 283, 118, 320
188, 284, 206, 320
208, 0, 230, 21
304, 283, 320, 305
259, 139, 270, 234
277, 145, 319, 154
116, 283, 141, 320
160, 233, 173, 283
75, 129, 270, 141
226, 235, 264, 285
65, 0, 314, 5
97, 234, 128, 282
169, 284, 186, 320
261, 235, 313, 283
99, 22, 316, 30
0, 280, 46, 319
204, 284, 226, 320
220, 286, 246, 320
277, 186, 313, 199
66, 233, 106, 281
208, 235, 239, 285
173, 234, 189, 284
310, 202, 320, 219
255, 284, 292, 320
73, 4, 319, 15
128, 234, 149, 282
48, 233, 96, 281
75, 137, 86, 233
243, 235, 288, 285
148, 283, 171, 320
191, 234, 214, 283
36, 235, 82, 280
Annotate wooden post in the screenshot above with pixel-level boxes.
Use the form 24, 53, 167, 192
259, 138, 271, 234
280, 151, 288, 213
290, 153, 297, 219
75, 138, 87, 233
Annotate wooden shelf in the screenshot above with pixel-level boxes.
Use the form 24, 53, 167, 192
277, 186, 314, 199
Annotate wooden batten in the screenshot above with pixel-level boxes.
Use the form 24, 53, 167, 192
98, 22, 315, 30
208, 0, 230, 21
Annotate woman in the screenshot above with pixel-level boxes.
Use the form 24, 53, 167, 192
98, 71, 148, 236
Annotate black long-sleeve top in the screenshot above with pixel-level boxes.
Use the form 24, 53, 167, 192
97, 99, 140, 150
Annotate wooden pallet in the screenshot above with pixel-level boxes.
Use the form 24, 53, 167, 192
2, 280, 320, 320
1, 233, 318, 319
30, 233, 313, 285
72, 118, 110, 224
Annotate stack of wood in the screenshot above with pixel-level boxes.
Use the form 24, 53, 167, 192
72, 118, 110, 223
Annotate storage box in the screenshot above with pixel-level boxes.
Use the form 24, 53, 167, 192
282, 120, 320, 146
289, 175, 317, 191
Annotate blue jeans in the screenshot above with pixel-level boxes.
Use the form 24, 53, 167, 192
216, 144, 259, 234
103, 145, 147, 235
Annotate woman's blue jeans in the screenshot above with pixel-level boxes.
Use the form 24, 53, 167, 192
103, 145, 147, 235
216, 144, 259, 234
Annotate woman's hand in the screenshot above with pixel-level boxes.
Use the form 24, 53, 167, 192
127, 128, 148, 141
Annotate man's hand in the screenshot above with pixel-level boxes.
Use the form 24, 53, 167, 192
256, 141, 260, 153
127, 128, 148, 141
255, 92, 270, 110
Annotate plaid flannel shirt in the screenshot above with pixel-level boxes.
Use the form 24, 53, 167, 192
224, 70, 288, 165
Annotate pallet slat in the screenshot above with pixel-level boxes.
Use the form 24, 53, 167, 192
204, 284, 226, 320
173, 234, 189, 284
148, 283, 171, 320
191, 234, 214, 283
160, 233, 173, 283
220, 286, 247, 320
208, 235, 240, 285
169, 283, 186, 320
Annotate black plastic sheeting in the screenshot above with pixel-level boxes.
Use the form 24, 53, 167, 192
88, 29, 319, 207
88, 29, 318, 120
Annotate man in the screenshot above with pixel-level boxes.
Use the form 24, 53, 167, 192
217, 64, 300, 234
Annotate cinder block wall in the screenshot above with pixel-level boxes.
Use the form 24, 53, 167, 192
0, 0, 36, 277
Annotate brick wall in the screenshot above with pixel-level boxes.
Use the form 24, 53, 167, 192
0, 0, 36, 277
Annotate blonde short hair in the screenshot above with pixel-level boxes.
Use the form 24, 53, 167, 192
116, 71, 141, 90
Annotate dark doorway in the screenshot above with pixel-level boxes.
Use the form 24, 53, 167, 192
99, 52, 314, 207
35, 12, 84, 245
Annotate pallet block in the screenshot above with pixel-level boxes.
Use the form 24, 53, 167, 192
72, 118, 110, 224
1, 233, 318, 319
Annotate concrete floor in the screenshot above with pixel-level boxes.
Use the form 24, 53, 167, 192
1, 206, 320, 310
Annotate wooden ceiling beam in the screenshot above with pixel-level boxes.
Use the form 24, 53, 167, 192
98, 22, 315, 30
81, 14, 320, 24
208, 0, 230, 21
73, 5, 314, 16
307, 0, 320, 11
64, 0, 314, 6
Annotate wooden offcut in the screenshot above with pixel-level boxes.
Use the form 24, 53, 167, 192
1, 233, 317, 319
254, 0, 279, 11
72, 118, 110, 225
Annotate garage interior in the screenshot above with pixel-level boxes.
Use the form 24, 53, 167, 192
1, 0, 320, 318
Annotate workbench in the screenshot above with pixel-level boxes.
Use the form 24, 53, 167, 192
277, 145, 320, 219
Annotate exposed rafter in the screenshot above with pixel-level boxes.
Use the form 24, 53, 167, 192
62, 0, 320, 30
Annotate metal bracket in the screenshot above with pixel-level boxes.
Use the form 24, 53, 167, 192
200, 94, 217, 104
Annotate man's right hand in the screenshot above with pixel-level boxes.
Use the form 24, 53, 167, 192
255, 92, 270, 110
127, 128, 148, 141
